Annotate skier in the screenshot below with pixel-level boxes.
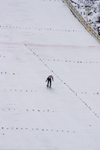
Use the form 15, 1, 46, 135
45, 75, 54, 88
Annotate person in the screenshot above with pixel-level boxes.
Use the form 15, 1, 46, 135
45, 75, 54, 87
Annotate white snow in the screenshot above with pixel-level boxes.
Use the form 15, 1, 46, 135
0, 0, 100, 150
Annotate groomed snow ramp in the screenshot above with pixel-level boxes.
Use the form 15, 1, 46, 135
0, 0, 100, 150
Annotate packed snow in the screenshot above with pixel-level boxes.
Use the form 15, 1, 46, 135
0, 0, 100, 150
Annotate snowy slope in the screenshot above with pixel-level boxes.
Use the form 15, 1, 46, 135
0, 0, 100, 150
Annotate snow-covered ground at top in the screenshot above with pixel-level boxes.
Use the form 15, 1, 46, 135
0, 0, 100, 150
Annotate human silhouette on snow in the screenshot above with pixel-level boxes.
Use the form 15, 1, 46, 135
45, 75, 54, 87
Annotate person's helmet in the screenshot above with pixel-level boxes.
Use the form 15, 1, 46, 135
49, 75, 53, 78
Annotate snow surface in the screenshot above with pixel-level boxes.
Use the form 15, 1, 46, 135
0, 0, 100, 150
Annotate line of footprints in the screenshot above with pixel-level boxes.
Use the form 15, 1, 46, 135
0, 55, 5, 58
1, 127, 76, 136
43, 59, 98, 64
77, 92, 99, 95
0, 72, 16, 75
1, 108, 55, 113
0, 25, 83, 33
3, 89, 100, 96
